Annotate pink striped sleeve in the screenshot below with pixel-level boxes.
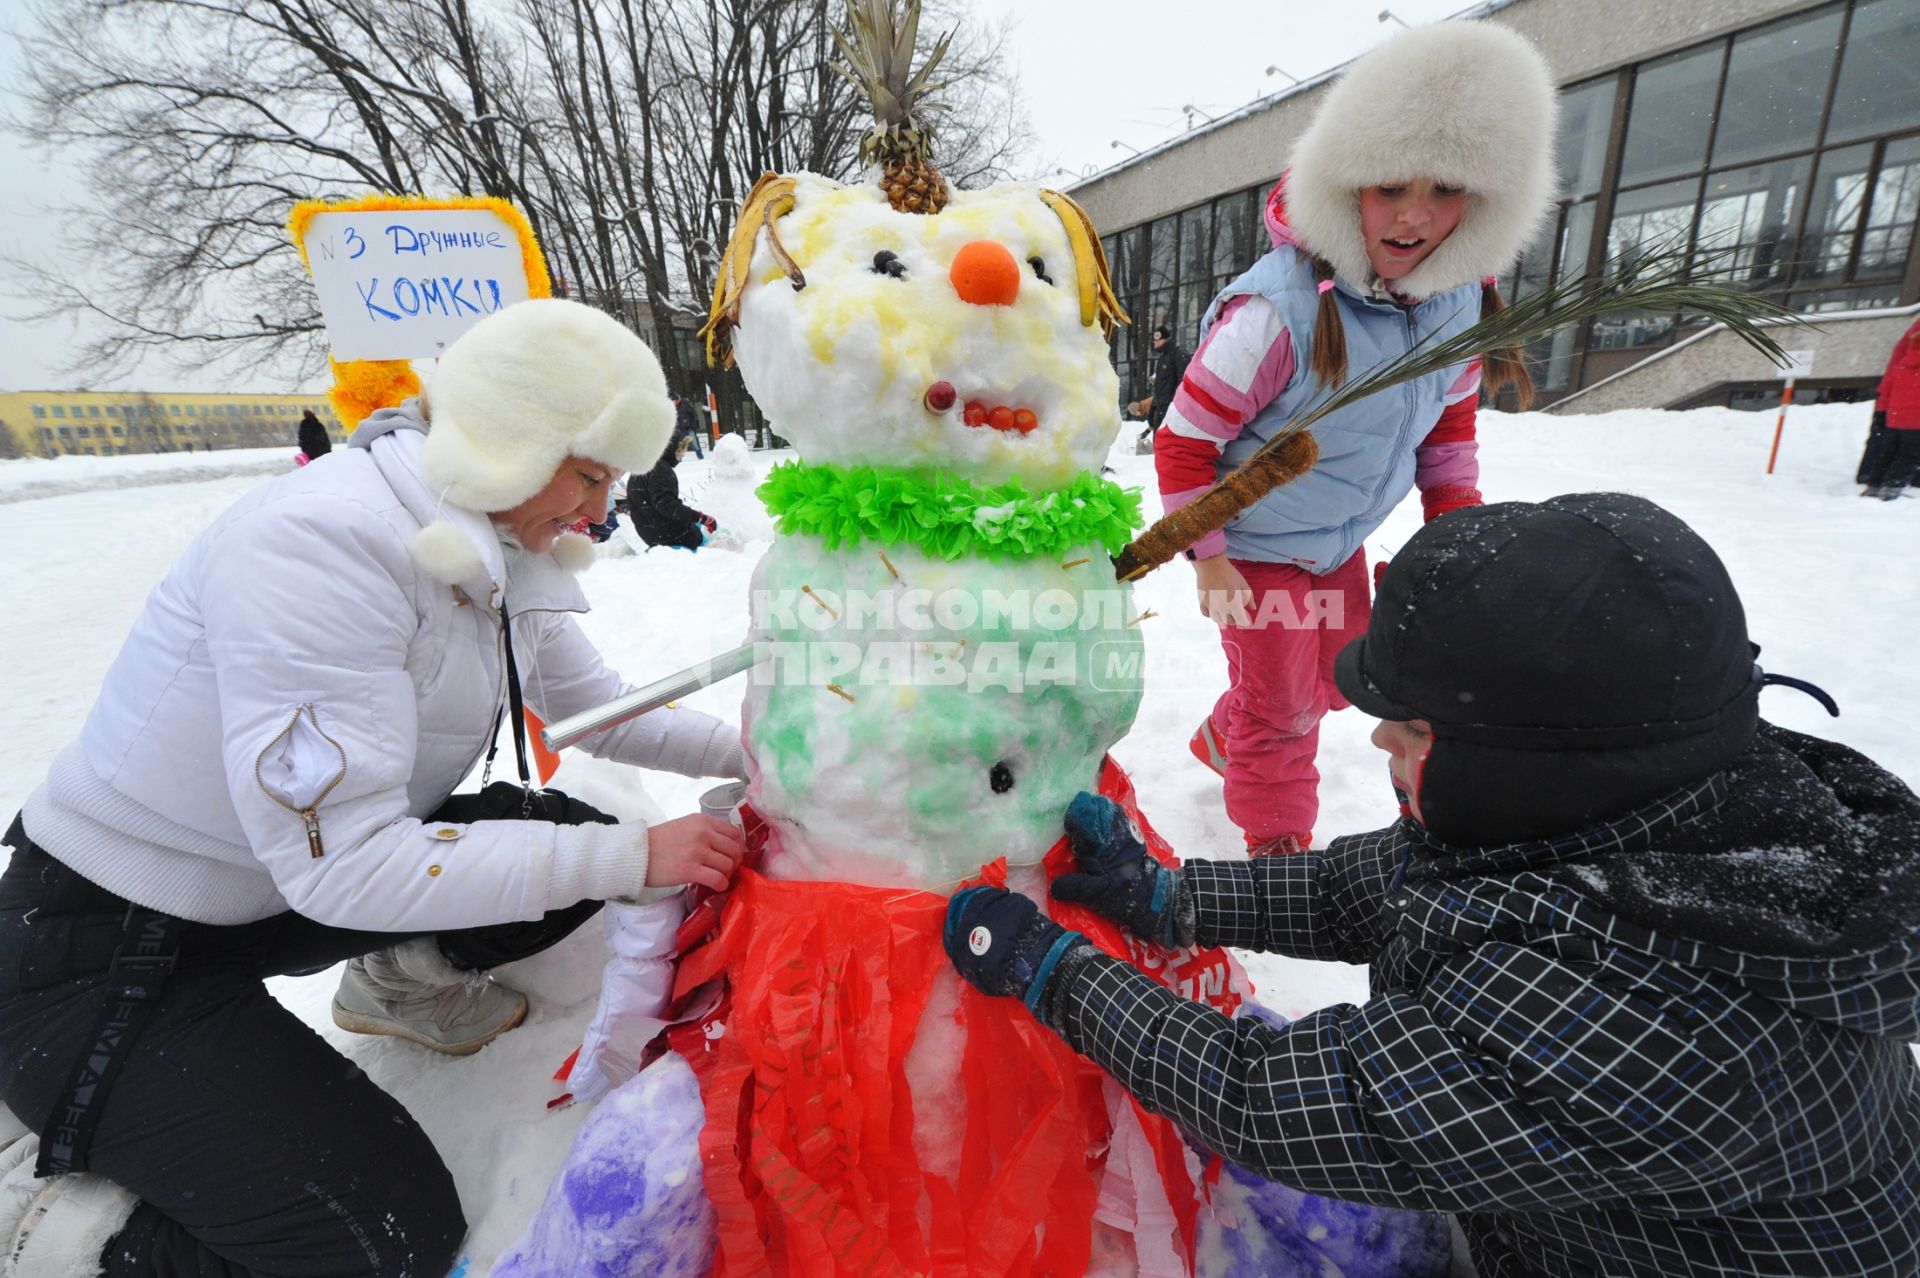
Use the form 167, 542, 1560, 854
1154, 294, 1294, 562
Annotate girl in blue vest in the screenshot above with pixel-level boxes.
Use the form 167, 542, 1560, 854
1156, 21, 1558, 853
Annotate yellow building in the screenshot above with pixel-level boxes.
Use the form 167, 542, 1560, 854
0, 390, 345, 460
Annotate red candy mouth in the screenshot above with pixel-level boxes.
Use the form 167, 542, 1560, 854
961, 399, 1038, 434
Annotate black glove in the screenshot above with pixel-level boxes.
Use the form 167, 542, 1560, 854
943, 886, 1087, 1016
1052, 791, 1185, 948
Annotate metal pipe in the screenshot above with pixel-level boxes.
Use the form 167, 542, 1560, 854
540, 642, 763, 752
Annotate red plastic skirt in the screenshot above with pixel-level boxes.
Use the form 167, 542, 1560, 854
667, 759, 1249, 1278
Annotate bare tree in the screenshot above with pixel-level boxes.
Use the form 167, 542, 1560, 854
6, 0, 1032, 395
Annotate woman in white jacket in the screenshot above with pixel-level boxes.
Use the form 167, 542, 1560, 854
0, 299, 748, 1277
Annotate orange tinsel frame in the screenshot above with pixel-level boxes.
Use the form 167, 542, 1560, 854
285, 193, 553, 429
667, 760, 1245, 1278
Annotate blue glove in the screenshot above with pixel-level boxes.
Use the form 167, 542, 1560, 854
943, 886, 1087, 1017
1052, 792, 1183, 948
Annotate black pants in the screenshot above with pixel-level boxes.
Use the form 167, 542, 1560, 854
0, 789, 608, 1278
1858, 411, 1920, 489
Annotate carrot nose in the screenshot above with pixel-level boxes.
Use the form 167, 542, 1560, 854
949, 240, 1021, 307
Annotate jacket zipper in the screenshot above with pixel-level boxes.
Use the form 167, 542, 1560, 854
253, 704, 348, 858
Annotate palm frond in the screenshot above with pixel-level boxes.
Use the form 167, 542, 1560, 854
1112, 246, 1814, 581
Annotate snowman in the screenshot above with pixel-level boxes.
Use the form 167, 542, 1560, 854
495, 5, 1452, 1276
727, 168, 1144, 892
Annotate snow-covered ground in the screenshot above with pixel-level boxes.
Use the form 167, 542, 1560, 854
0, 401, 1914, 1271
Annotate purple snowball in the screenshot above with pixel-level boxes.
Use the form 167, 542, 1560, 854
1197, 1160, 1453, 1278
493, 1051, 716, 1278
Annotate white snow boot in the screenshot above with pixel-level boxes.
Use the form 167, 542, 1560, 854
5, 1177, 139, 1278
0, 1119, 138, 1278
0, 1110, 44, 1271
331, 938, 528, 1056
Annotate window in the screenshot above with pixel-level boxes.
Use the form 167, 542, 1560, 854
31, 405, 44, 419
76, 425, 91, 438
1826, 0, 1920, 145
1797, 143, 1876, 287
111, 425, 125, 437
1210, 188, 1257, 282
1593, 180, 1702, 350
1558, 78, 1619, 201
1607, 178, 1701, 265
51, 406, 65, 418
170, 404, 180, 417
88, 406, 101, 417
1712, 7, 1842, 167
1858, 134, 1920, 278
57, 426, 71, 439
1695, 156, 1809, 289
39, 427, 51, 442
1619, 44, 1724, 186
105, 405, 119, 417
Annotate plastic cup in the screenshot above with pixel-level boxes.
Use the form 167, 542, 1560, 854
700, 780, 748, 826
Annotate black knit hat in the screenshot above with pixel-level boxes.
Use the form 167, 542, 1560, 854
1334, 493, 1762, 845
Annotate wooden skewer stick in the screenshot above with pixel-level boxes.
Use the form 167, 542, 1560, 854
877, 550, 901, 580
827, 682, 857, 703
1126, 608, 1159, 628
801, 585, 839, 620
1060, 557, 1090, 570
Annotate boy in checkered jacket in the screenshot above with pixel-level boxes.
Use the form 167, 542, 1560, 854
946, 492, 1920, 1278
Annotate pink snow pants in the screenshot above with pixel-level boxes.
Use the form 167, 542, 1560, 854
1212, 551, 1371, 841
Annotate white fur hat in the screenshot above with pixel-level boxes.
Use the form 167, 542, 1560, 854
421, 297, 674, 512
1285, 22, 1559, 300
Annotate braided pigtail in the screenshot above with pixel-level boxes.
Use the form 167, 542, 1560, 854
1307, 257, 1349, 390
1479, 278, 1536, 409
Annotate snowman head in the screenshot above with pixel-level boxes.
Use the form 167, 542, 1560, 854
705, 173, 1127, 488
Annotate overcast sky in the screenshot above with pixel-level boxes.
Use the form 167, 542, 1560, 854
0, 0, 1474, 393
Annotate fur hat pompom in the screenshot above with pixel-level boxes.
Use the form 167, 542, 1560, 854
549, 532, 599, 574
1286, 22, 1559, 300
421, 298, 676, 514
412, 517, 487, 585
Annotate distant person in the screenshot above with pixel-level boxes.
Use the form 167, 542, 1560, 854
628, 435, 716, 550
670, 391, 705, 459
297, 408, 332, 461
1858, 314, 1920, 499
1125, 324, 1190, 447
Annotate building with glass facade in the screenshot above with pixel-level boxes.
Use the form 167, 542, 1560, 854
1069, 0, 1920, 411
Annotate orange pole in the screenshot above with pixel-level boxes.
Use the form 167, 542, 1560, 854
707, 388, 721, 443
1765, 378, 1795, 475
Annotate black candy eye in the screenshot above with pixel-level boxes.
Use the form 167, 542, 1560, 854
1027, 256, 1053, 285
871, 250, 907, 279
989, 762, 1015, 793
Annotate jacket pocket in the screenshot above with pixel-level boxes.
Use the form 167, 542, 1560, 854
254, 704, 348, 859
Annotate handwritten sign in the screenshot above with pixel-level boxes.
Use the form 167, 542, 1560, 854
302, 209, 533, 361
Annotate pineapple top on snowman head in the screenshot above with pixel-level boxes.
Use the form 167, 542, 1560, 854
704, 174, 1127, 490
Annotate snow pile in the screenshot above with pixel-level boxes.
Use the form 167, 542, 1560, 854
0, 446, 293, 504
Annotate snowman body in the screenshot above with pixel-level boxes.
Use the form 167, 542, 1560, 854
732, 174, 1144, 888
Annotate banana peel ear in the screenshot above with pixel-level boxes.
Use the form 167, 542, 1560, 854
700, 172, 803, 368
1039, 188, 1129, 339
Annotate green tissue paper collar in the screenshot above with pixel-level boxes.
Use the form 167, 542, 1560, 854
757, 459, 1142, 562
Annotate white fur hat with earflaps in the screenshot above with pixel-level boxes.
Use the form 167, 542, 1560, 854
1284, 22, 1560, 301
411, 297, 675, 582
